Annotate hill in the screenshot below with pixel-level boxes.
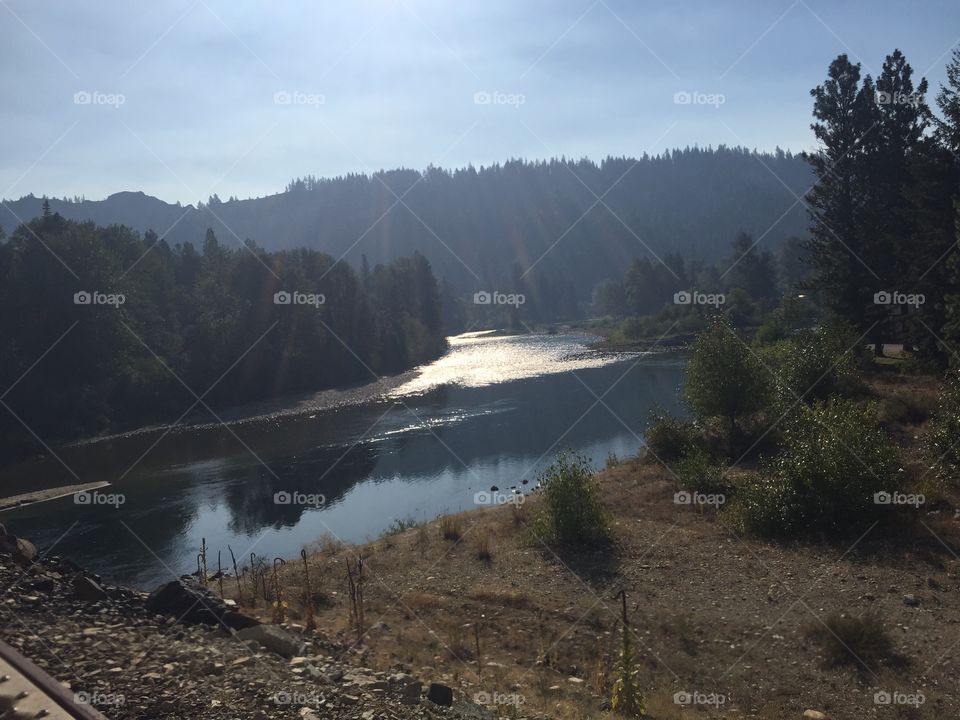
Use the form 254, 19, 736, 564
3, 147, 812, 308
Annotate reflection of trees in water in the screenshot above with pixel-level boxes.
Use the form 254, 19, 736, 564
221, 430, 402, 535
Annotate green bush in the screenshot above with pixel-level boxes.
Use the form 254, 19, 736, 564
675, 450, 730, 496
533, 452, 610, 545
929, 372, 960, 484
644, 411, 702, 463
682, 315, 773, 455
758, 318, 865, 406
732, 399, 898, 535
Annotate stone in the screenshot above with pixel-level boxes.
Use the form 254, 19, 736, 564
426, 682, 453, 706
803, 712, 831, 720
27, 576, 55, 593
0, 533, 37, 566
146, 579, 259, 629
235, 624, 305, 658
903, 594, 920, 607
73, 575, 107, 602
400, 680, 421, 705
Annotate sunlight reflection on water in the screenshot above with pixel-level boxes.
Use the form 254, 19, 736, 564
392, 330, 636, 396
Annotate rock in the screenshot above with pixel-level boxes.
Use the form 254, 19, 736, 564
73, 575, 107, 602
235, 624, 305, 658
903, 594, 920, 606
426, 682, 453, 706
26, 576, 55, 593
400, 680, 421, 705
0, 533, 38, 566
146, 579, 259, 629
803, 712, 831, 720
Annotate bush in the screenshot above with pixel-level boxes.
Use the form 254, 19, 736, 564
806, 611, 895, 669
928, 372, 960, 483
732, 399, 898, 535
533, 452, 610, 545
383, 517, 418, 536
758, 317, 865, 406
683, 316, 773, 454
675, 450, 730, 496
644, 411, 702, 463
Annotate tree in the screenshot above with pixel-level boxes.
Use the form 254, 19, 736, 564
804, 55, 878, 350
682, 316, 772, 454
725, 231, 779, 304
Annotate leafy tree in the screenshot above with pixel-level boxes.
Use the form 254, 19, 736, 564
682, 316, 772, 453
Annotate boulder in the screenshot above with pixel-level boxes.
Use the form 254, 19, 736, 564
427, 682, 453, 706
73, 575, 107, 602
0, 531, 38, 566
235, 624, 305, 658
146, 579, 259, 630
803, 712, 831, 720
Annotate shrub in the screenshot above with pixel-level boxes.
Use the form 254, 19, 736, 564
806, 611, 895, 669
928, 372, 960, 484
644, 411, 702, 463
675, 450, 730, 496
533, 452, 610, 545
759, 318, 865, 405
732, 399, 898, 535
683, 316, 773, 455
383, 517, 418, 536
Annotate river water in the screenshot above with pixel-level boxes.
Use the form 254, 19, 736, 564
3, 331, 684, 588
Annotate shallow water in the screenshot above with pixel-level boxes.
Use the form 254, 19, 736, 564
3, 332, 684, 588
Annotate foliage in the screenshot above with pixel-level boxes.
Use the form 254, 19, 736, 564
675, 450, 730, 496
0, 216, 447, 451
383, 517, 419, 536
928, 371, 960, 483
532, 452, 610, 545
757, 316, 866, 406
733, 399, 898, 535
610, 602, 646, 718
682, 316, 773, 452
644, 411, 703, 463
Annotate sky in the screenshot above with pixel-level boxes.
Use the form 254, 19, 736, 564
2, 0, 959, 205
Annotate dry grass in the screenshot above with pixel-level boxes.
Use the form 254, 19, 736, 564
439, 513, 464, 542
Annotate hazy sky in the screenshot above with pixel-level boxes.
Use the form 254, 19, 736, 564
2, 0, 958, 204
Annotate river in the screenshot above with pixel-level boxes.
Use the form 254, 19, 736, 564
2, 331, 684, 588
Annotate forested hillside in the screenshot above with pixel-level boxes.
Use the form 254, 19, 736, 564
3, 148, 811, 312
0, 213, 446, 451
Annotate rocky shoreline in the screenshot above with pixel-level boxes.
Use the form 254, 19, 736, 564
0, 525, 547, 720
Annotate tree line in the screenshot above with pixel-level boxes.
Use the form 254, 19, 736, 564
0, 213, 446, 452
6, 146, 813, 320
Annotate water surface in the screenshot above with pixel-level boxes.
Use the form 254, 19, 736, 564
3, 332, 684, 588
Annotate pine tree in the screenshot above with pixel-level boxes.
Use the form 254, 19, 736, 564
803, 55, 879, 351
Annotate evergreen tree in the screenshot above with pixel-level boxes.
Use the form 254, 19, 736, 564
803, 55, 879, 351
